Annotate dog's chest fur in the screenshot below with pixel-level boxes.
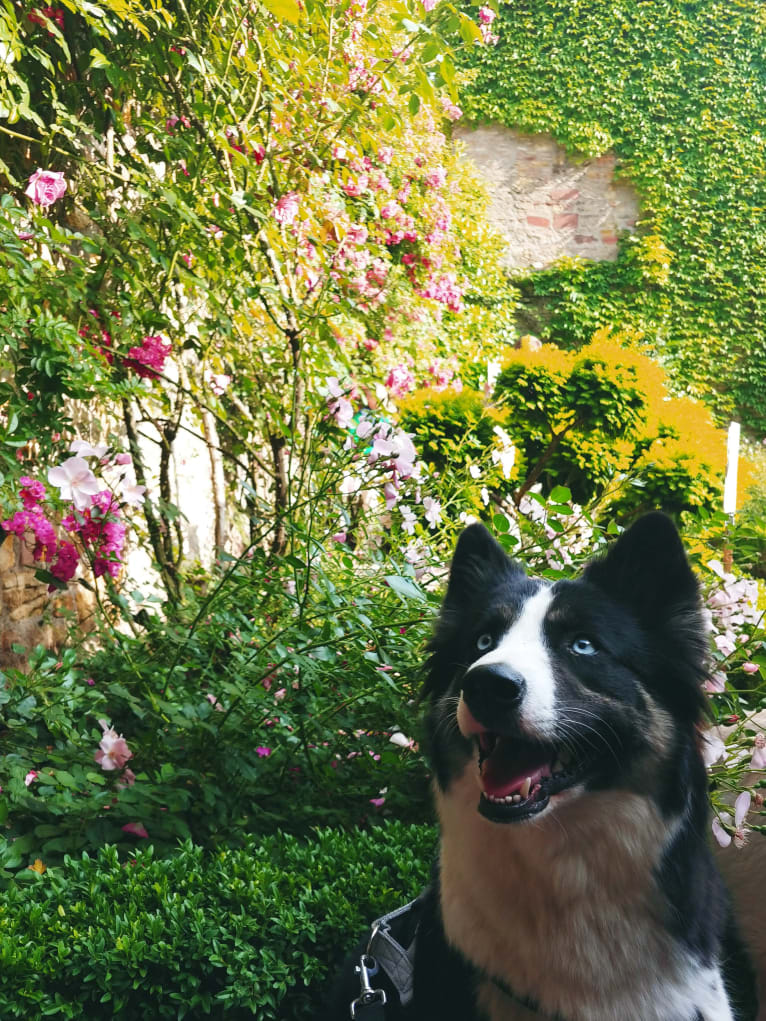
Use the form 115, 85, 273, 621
435, 772, 733, 1021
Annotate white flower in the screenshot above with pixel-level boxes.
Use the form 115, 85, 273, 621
48, 457, 102, 511
400, 505, 417, 535
422, 496, 441, 528
389, 731, 413, 749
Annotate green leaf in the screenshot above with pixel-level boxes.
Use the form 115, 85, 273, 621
261, 0, 301, 23
384, 575, 425, 602
549, 486, 572, 504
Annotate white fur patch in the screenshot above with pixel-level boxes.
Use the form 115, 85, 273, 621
468, 585, 557, 740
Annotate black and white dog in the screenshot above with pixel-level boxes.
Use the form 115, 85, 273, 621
324, 514, 758, 1020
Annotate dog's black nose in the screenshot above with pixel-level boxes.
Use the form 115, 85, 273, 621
463, 663, 526, 725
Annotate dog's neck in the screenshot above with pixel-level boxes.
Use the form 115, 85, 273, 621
434, 772, 730, 1021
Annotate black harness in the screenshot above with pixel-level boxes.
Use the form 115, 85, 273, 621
348, 896, 569, 1020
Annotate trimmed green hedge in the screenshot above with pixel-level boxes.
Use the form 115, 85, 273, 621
0, 823, 437, 1020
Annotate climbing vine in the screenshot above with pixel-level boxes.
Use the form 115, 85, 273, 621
457, 0, 766, 433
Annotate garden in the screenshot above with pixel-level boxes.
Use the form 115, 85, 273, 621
0, 0, 765, 1016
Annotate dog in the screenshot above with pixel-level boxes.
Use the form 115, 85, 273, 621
323, 513, 758, 1020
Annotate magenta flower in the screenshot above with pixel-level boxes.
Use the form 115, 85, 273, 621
121, 821, 149, 838
478, 5, 495, 24
24, 770, 39, 787
2, 508, 58, 562
272, 192, 300, 225
25, 168, 67, 207
19, 476, 46, 509
94, 718, 133, 771
256, 746, 271, 757
369, 796, 386, 808
124, 334, 171, 379
49, 540, 79, 589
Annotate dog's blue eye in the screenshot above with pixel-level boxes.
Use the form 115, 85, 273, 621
571, 637, 597, 656
476, 633, 493, 652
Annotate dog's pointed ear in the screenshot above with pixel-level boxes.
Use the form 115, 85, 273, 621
584, 512, 698, 620
443, 522, 520, 609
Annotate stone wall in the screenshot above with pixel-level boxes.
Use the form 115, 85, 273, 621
455, 126, 640, 270
0, 535, 95, 668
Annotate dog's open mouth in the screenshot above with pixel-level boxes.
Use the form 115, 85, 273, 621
476, 732, 587, 823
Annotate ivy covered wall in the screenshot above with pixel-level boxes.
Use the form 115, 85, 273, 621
458, 0, 766, 433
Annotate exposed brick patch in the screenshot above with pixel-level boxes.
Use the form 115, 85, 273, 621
551, 187, 579, 203
553, 212, 578, 230
454, 125, 640, 269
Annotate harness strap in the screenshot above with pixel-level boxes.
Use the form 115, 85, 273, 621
366, 897, 422, 1007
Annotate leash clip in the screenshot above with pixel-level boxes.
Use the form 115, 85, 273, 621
350, 953, 387, 1018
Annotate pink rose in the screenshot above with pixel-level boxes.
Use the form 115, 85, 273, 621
272, 192, 300, 225
94, 718, 133, 771
121, 821, 148, 838
25, 169, 67, 207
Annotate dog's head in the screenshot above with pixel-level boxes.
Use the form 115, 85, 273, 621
425, 512, 709, 825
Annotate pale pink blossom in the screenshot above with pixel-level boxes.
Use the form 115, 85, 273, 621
48, 457, 102, 511
750, 733, 766, 770
25, 169, 67, 207
94, 719, 133, 771
742, 662, 760, 675
272, 192, 300, 225
116, 768, 136, 789
733, 791, 751, 848
121, 480, 147, 506
24, 770, 39, 786
205, 371, 231, 396
385, 364, 415, 398
369, 796, 386, 807
712, 815, 731, 848
423, 496, 442, 528
701, 733, 726, 768
121, 821, 148, 838
69, 439, 108, 459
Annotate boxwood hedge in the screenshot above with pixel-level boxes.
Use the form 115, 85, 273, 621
0, 822, 437, 1020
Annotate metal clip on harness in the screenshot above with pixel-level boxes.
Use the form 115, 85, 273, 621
350, 952, 387, 1019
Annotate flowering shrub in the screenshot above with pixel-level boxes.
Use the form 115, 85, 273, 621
1, 440, 142, 589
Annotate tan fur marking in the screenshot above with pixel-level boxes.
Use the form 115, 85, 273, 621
435, 758, 732, 1021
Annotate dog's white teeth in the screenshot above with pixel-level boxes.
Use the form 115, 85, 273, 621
519, 777, 531, 799
511, 794, 522, 803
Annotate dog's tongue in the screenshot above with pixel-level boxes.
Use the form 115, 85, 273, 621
481, 741, 550, 799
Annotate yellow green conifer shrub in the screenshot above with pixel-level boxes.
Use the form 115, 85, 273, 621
399, 329, 754, 520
